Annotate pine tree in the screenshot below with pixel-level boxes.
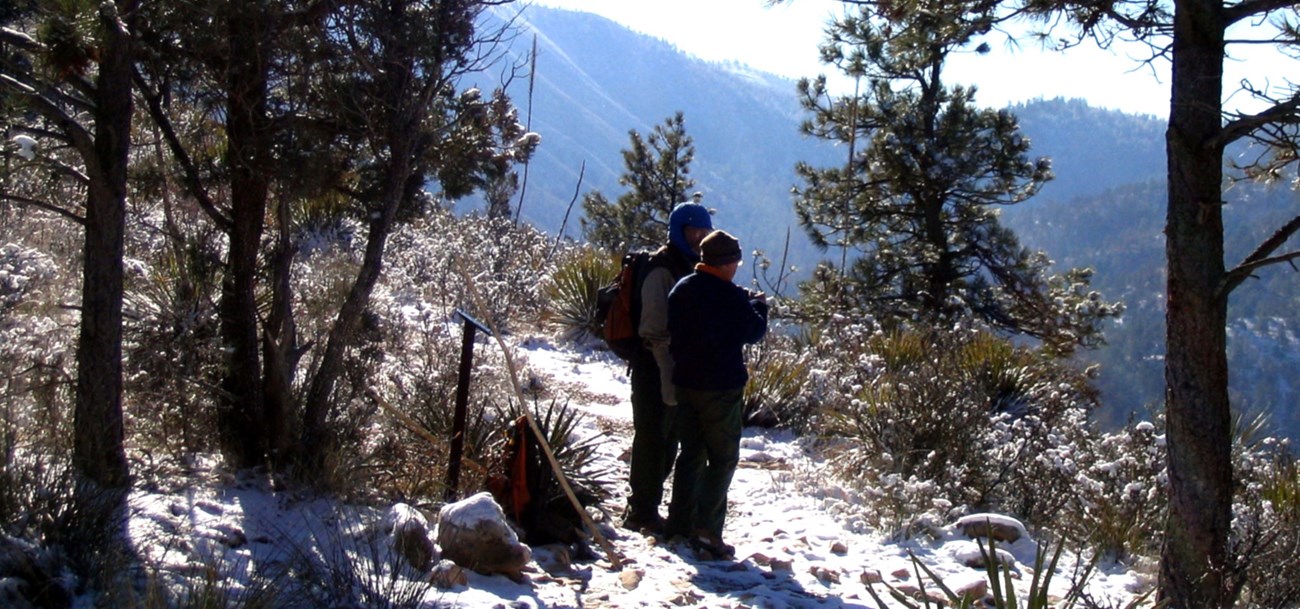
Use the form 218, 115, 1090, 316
1007, 1, 1300, 605
581, 112, 696, 252
793, 1, 1121, 353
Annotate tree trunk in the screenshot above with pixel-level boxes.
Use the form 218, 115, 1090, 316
73, 0, 135, 492
299, 157, 413, 464
218, 0, 272, 468
1159, 1, 1234, 607
261, 198, 297, 465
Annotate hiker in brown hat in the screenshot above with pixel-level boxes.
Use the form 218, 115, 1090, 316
663, 229, 768, 558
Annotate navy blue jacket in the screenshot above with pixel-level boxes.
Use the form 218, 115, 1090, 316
667, 268, 769, 392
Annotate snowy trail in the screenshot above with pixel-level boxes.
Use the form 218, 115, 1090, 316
510, 336, 1148, 608
122, 335, 1149, 609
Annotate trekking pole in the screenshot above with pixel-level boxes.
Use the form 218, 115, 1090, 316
454, 258, 626, 571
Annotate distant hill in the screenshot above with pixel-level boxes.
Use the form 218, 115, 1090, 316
480, 6, 840, 274
490, 6, 1300, 439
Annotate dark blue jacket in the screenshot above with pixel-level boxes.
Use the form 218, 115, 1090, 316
668, 269, 769, 392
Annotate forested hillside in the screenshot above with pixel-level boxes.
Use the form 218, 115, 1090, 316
504, 6, 1299, 438
491, 6, 839, 271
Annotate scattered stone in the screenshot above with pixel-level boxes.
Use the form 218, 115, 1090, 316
830, 541, 849, 555
809, 565, 841, 584
860, 569, 883, 585
437, 492, 532, 582
896, 583, 921, 597
948, 540, 1016, 570
891, 567, 912, 580
385, 503, 436, 571
747, 552, 774, 566
955, 513, 1027, 544
955, 578, 989, 602
429, 560, 468, 589
670, 589, 704, 606
769, 557, 794, 573
619, 568, 645, 590
532, 543, 572, 576
205, 523, 247, 549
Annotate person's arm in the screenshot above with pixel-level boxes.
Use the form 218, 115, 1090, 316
639, 266, 677, 405
731, 286, 769, 345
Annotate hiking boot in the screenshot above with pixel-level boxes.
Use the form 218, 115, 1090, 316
621, 511, 666, 535
687, 529, 735, 559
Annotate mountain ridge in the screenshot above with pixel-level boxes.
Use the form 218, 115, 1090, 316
493, 5, 1299, 439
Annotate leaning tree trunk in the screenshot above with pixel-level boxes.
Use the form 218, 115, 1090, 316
1159, 1, 1234, 607
298, 165, 411, 475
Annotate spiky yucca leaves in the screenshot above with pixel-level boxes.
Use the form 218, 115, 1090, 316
288, 508, 434, 609
485, 397, 613, 544
543, 247, 618, 342
743, 334, 819, 433
866, 535, 1103, 609
523, 397, 614, 510
122, 221, 224, 457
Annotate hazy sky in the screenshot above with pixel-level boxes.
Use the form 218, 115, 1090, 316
528, 0, 1293, 119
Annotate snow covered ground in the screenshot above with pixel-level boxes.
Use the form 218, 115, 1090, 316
124, 334, 1154, 608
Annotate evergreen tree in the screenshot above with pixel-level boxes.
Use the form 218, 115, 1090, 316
581, 112, 697, 252
792, 1, 1121, 353
2, 0, 137, 493
1010, 1, 1300, 605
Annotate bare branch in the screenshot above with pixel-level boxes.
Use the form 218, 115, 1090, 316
1224, 0, 1300, 28
1215, 91, 1300, 149
133, 69, 233, 232
1220, 213, 1300, 296
0, 192, 87, 225
0, 74, 97, 164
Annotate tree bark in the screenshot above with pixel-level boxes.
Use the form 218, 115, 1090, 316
1159, 1, 1234, 606
73, 0, 136, 492
218, 0, 272, 468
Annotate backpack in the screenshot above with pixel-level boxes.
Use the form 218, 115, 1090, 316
597, 251, 653, 361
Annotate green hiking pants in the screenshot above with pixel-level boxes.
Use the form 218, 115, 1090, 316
627, 352, 678, 519
666, 386, 744, 539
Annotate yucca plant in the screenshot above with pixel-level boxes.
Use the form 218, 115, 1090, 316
542, 247, 618, 342
865, 534, 1113, 609
488, 397, 615, 544
743, 338, 816, 432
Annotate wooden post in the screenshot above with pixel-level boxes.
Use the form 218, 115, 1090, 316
445, 309, 492, 502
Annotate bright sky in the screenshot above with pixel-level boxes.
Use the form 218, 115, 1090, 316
529, 0, 1295, 119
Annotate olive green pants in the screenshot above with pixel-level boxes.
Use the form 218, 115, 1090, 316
626, 352, 678, 520
666, 386, 744, 539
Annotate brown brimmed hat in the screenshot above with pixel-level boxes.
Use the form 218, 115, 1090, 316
700, 230, 742, 266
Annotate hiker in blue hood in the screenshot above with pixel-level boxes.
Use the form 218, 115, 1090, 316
622, 200, 713, 534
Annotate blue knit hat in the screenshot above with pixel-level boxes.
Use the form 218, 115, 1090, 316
668, 202, 712, 260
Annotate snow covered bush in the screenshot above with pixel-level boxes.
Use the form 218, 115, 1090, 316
0, 242, 76, 531
1062, 419, 1166, 562
814, 323, 1099, 536
290, 208, 568, 497
1231, 419, 1300, 608
382, 208, 558, 331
